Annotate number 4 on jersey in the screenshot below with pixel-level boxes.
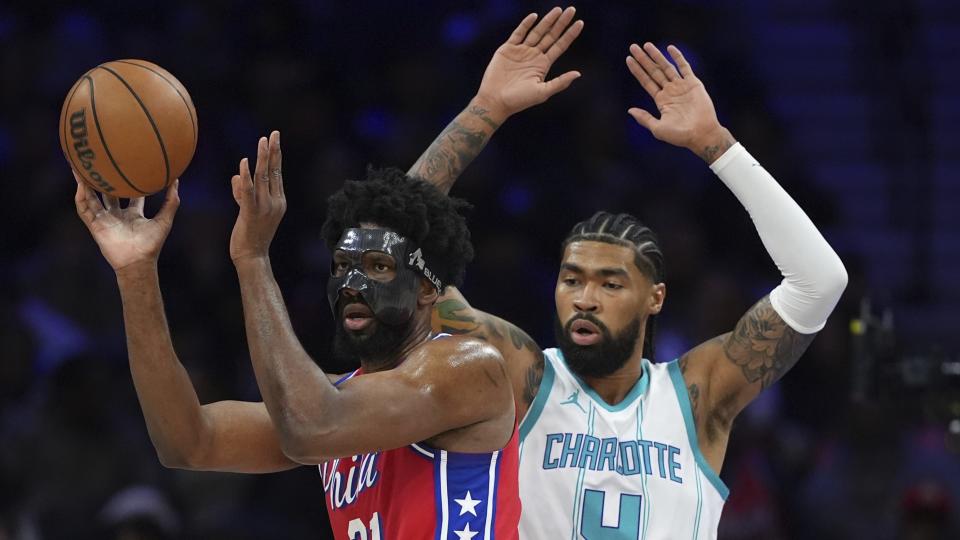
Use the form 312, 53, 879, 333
348, 512, 382, 540
581, 490, 642, 540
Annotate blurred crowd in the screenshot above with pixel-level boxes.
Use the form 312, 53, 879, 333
1, 1, 958, 539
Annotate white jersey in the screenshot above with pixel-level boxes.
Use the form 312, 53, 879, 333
518, 348, 728, 540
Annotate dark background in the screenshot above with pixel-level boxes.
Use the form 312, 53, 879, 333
1, 0, 958, 538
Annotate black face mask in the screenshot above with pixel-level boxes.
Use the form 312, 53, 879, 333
553, 312, 642, 378
332, 296, 415, 368
326, 228, 443, 326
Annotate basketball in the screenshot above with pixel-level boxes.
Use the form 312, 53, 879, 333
59, 60, 197, 198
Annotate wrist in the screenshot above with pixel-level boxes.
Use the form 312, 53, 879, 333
233, 254, 271, 273
115, 259, 159, 286
469, 94, 510, 127
691, 125, 736, 164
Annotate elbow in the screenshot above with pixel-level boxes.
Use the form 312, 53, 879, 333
155, 444, 203, 470
823, 253, 849, 302
275, 414, 336, 465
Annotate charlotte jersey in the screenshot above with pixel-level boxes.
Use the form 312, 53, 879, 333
321, 368, 521, 540
518, 349, 728, 540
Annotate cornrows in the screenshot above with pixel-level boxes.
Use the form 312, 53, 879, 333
563, 211, 665, 361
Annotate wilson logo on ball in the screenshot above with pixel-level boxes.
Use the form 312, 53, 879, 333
69, 108, 114, 194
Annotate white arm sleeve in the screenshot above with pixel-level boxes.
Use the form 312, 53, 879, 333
710, 143, 848, 334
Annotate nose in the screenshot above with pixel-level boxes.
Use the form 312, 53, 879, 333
573, 283, 600, 313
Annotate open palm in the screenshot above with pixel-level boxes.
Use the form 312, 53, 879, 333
74, 172, 180, 271
477, 7, 583, 117
626, 43, 722, 150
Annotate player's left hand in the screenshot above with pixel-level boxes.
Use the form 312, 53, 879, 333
475, 7, 584, 121
230, 131, 286, 263
626, 43, 728, 154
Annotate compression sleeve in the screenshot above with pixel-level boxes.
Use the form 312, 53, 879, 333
710, 143, 848, 334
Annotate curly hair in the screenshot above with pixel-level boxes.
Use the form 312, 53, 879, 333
321, 167, 474, 290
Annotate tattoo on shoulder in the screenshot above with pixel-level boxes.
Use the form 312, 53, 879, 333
722, 295, 816, 390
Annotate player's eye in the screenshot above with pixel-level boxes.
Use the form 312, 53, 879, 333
562, 277, 578, 286
604, 282, 624, 290
374, 263, 389, 273
333, 262, 349, 276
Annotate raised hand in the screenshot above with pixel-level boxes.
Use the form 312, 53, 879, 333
230, 130, 286, 263
626, 43, 734, 162
74, 174, 180, 271
476, 6, 584, 121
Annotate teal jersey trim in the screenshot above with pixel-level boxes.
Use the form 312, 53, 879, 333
666, 359, 730, 500
555, 349, 650, 412
519, 355, 556, 443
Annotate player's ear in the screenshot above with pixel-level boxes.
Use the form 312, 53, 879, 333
417, 278, 439, 306
648, 282, 666, 315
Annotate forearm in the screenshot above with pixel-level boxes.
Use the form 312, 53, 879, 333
234, 257, 338, 456
710, 142, 848, 333
116, 262, 209, 466
407, 96, 505, 194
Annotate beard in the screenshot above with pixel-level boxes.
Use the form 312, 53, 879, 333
333, 299, 415, 369
553, 312, 641, 379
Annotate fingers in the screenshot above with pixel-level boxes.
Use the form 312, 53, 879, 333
231, 174, 242, 204
546, 19, 584, 62
238, 157, 255, 207
74, 172, 103, 227
523, 6, 562, 46
626, 55, 660, 98
507, 13, 538, 45
537, 6, 576, 52
667, 44, 695, 78
642, 42, 680, 81
267, 130, 283, 197
629, 43, 668, 88
543, 70, 582, 99
154, 180, 180, 228
129, 196, 145, 217
628, 107, 659, 133
102, 192, 120, 212
253, 136, 270, 201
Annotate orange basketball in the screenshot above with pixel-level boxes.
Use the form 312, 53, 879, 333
59, 60, 197, 198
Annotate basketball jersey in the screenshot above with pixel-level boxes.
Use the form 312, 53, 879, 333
321, 368, 521, 540
518, 348, 728, 540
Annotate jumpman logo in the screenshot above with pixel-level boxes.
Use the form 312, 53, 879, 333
560, 389, 587, 413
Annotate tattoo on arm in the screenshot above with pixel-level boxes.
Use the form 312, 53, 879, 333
698, 136, 735, 163
687, 382, 700, 424
408, 106, 500, 194
722, 295, 816, 390
434, 299, 545, 407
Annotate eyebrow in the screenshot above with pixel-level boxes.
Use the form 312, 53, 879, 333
560, 263, 629, 279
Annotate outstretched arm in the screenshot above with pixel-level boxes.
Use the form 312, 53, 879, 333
73, 178, 294, 473
626, 43, 847, 469
408, 7, 583, 194
230, 133, 513, 463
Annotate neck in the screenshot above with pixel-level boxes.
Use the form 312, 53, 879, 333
581, 353, 645, 405
360, 314, 433, 373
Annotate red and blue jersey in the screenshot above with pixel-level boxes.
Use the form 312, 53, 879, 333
320, 368, 521, 540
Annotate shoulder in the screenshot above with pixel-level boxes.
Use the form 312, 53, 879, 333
403, 335, 508, 386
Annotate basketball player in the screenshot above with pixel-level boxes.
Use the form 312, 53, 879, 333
409, 13, 849, 539
72, 140, 522, 537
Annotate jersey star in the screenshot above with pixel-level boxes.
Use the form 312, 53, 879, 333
454, 522, 479, 540
454, 490, 482, 517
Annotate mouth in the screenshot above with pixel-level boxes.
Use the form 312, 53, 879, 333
342, 302, 375, 332
569, 319, 601, 346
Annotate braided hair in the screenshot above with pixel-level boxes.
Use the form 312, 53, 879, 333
562, 211, 665, 360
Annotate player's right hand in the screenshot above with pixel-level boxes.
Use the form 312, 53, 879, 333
73, 173, 180, 271
475, 7, 584, 121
